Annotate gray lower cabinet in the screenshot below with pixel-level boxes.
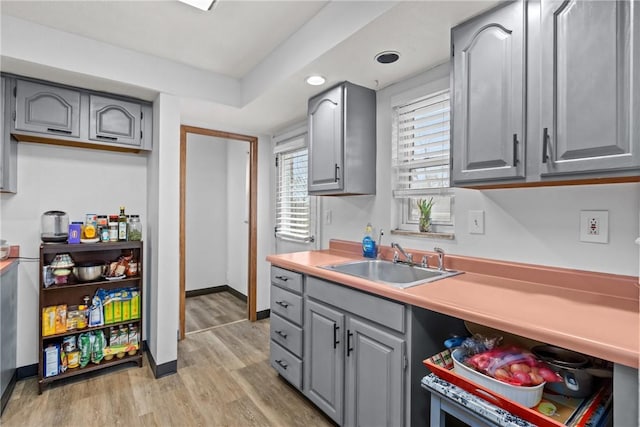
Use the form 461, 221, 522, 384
269, 267, 304, 391
14, 79, 81, 138
304, 276, 406, 427
539, 0, 640, 176
451, 0, 526, 184
1, 262, 18, 414
307, 81, 376, 196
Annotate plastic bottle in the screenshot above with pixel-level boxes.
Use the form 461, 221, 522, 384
362, 223, 376, 258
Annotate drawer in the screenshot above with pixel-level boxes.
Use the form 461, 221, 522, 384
271, 285, 303, 325
270, 341, 302, 390
270, 313, 303, 358
271, 266, 303, 294
307, 276, 405, 333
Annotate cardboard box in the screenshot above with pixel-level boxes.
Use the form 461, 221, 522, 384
44, 345, 60, 378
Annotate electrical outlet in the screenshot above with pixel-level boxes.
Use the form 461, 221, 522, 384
468, 210, 485, 234
580, 210, 608, 243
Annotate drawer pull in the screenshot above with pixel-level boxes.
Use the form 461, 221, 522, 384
275, 300, 290, 308
333, 324, 340, 349
96, 134, 118, 141
512, 133, 519, 166
275, 330, 288, 339
275, 359, 288, 369
542, 127, 549, 163
47, 128, 72, 135
347, 330, 353, 356
275, 275, 289, 282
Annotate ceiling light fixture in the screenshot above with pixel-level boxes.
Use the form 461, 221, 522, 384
375, 51, 400, 64
178, 0, 217, 11
305, 75, 326, 86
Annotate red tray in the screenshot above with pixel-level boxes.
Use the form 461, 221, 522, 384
424, 350, 568, 427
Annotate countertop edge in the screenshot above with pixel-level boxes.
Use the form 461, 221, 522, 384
0, 246, 20, 274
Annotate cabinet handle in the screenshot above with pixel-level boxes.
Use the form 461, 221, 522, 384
333, 324, 340, 349
275, 359, 288, 369
334, 164, 340, 182
275, 275, 289, 282
47, 128, 72, 135
542, 128, 549, 163
275, 330, 288, 339
512, 134, 519, 166
275, 300, 290, 308
96, 134, 118, 141
347, 330, 353, 356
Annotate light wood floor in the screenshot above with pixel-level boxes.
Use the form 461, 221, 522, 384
185, 291, 247, 333
1, 319, 334, 427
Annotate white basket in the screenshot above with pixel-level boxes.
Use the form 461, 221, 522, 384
451, 349, 544, 408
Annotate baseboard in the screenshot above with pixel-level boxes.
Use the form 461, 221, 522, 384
146, 349, 177, 379
185, 285, 228, 298
225, 286, 247, 303
16, 363, 38, 380
256, 309, 270, 320
1, 371, 16, 415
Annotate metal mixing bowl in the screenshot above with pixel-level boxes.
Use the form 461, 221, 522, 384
73, 262, 104, 281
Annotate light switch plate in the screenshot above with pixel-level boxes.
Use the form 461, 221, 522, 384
580, 210, 608, 243
468, 210, 485, 234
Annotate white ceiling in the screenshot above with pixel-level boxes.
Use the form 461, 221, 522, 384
0, 0, 499, 134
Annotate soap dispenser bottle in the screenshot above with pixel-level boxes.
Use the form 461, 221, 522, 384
362, 223, 376, 258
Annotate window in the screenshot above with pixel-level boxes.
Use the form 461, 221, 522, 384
275, 143, 313, 242
393, 89, 453, 230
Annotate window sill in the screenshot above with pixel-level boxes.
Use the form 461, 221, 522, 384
390, 229, 455, 240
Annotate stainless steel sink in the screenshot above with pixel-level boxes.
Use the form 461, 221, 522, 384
321, 260, 463, 289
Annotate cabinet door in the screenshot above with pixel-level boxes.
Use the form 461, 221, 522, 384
540, 0, 640, 175
89, 95, 141, 147
0, 264, 18, 396
304, 299, 345, 425
345, 317, 404, 427
14, 79, 81, 137
451, 0, 526, 184
308, 84, 343, 193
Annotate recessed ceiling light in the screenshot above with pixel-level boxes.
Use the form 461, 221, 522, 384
305, 75, 326, 86
178, 0, 216, 11
375, 51, 400, 64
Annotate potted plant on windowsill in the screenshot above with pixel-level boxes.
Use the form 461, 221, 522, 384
417, 197, 434, 233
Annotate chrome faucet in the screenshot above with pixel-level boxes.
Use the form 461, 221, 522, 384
376, 229, 384, 259
434, 247, 445, 271
391, 242, 413, 265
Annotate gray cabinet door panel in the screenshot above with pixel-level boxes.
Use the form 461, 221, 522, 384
452, 0, 526, 183
540, 0, 640, 174
304, 299, 344, 425
270, 313, 303, 358
1, 263, 18, 398
308, 85, 343, 193
270, 341, 303, 390
14, 80, 81, 137
89, 95, 141, 146
271, 266, 303, 294
345, 316, 404, 427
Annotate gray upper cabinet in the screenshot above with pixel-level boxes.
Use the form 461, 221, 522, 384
0, 78, 17, 194
89, 95, 141, 147
14, 79, 81, 138
304, 298, 345, 425
6, 74, 152, 152
539, 0, 640, 176
344, 316, 404, 427
308, 81, 376, 196
451, 0, 526, 184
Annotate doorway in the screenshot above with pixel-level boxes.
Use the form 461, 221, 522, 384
179, 125, 258, 340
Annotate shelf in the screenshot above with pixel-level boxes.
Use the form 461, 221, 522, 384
42, 318, 142, 340
43, 276, 140, 291
390, 229, 455, 240
39, 352, 142, 385
41, 241, 142, 254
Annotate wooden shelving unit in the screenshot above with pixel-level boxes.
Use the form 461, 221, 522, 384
38, 241, 143, 393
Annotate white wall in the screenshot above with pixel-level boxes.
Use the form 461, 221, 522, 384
226, 141, 250, 296
185, 134, 228, 291
0, 142, 147, 367
320, 63, 640, 277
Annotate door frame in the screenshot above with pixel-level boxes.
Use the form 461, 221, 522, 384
179, 125, 258, 339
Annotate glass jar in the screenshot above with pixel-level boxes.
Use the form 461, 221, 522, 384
108, 215, 119, 242
128, 215, 142, 241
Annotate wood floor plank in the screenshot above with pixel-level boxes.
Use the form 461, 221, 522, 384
185, 291, 247, 333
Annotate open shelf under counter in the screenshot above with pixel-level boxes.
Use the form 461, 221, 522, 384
39, 352, 143, 386
41, 240, 142, 254
43, 276, 140, 291
42, 318, 142, 341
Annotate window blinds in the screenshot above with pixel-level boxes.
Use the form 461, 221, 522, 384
276, 147, 312, 242
392, 90, 451, 197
